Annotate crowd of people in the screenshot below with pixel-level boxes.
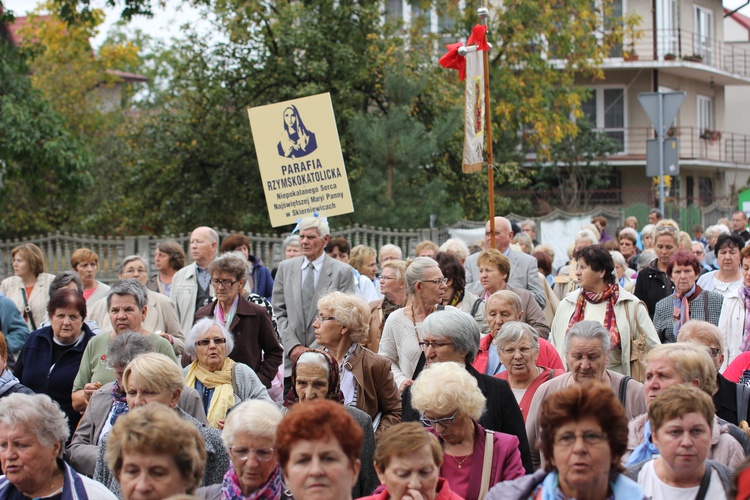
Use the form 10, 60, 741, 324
4, 211, 750, 499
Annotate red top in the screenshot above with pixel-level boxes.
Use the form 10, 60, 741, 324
357, 477, 464, 500
472, 335, 564, 375
724, 351, 750, 384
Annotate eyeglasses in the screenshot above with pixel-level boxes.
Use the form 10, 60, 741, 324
655, 225, 678, 234
379, 276, 396, 281
554, 431, 608, 448
501, 346, 533, 356
421, 278, 448, 285
708, 347, 721, 358
419, 340, 454, 350
420, 410, 459, 429
211, 278, 239, 288
195, 337, 228, 347
315, 315, 336, 323
228, 446, 275, 462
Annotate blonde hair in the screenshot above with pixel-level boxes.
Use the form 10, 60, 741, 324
646, 343, 716, 395
317, 291, 371, 344
653, 219, 681, 245
123, 352, 185, 396
411, 362, 485, 421
350, 245, 377, 273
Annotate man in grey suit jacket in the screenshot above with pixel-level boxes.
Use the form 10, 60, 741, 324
465, 216, 546, 309
272, 217, 355, 385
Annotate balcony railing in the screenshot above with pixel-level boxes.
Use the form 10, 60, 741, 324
617, 28, 750, 78
594, 126, 750, 164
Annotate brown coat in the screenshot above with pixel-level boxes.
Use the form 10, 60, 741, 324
345, 343, 402, 438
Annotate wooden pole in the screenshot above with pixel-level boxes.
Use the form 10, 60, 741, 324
479, 7, 495, 248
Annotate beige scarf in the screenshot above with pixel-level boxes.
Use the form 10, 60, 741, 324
185, 357, 236, 428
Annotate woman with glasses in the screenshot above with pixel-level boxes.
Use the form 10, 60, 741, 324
378, 257, 446, 393
410, 361, 525, 500
698, 233, 745, 299
197, 399, 288, 500
635, 219, 681, 317
652, 250, 723, 343
493, 321, 560, 422
195, 253, 283, 389
719, 244, 750, 367
312, 291, 401, 437
488, 383, 645, 500
367, 259, 407, 353
626, 385, 733, 498
183, 318, 272, 428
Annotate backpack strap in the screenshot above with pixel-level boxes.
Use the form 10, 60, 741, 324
737, 383, 750, 423
619, 375, 632, 408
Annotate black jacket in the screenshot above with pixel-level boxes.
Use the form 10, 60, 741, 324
634, 259, 673, 318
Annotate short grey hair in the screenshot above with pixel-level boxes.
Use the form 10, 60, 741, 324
107, 279, 149, 310
421, 307, 480, 364
438, 239, 469, 261
638, 249, 656, 270
283, 234, 300, 250
299, 217, 330, 237
0, 393, 69, 458
207, 252, 247, 281
487, 290, 523, 316
107, 330, 155, 369
619, 227, 638, 241
565, 321, 610, 355
610, 250, 627, 270
120, 254, 148, 274
50, 270, 83, 296
221, 400, 283, 448
492, 321, 539, 351
677, 320, 726, 353
706, 224, 730, 239
184, 317, 235, 358
405, 257, 439, 296
379, 243, 403, 262
520, 219, 536, 231
641, 224, 655, 239
296, 351, 329, 374
574, 229, 599, 246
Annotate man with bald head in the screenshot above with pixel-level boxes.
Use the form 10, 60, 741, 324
465, 217, 546, 308
171, 226, 218, 334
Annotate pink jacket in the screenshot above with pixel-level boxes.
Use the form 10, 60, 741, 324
357, 478, 464, 500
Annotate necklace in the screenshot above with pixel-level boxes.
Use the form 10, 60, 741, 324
444, 442, 472, 469
410, 304, 420, 341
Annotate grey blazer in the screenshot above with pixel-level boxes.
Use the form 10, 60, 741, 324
272, 254, 355, 376
66, 382, 208, 477
466, 249, 546, 309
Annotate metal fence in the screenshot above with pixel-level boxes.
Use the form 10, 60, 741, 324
0, 203, 734, 283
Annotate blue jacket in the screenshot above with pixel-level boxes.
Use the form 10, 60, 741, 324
14, 324, 96, 435
0, 292, 30, 354
249, 254, 274, 300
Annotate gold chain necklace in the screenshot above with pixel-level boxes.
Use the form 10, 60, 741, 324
444, 442, 471, 469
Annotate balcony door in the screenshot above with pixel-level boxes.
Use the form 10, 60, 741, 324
693, 6, 713, 64
657, 0, 678, 58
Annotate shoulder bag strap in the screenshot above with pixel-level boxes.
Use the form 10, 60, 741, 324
231, 363, 239, 397
471, 298, 484, 317
20, 288, 36, 331
737, 383, 750, 423
703, 291, 709, 321
619, 375, 632, 408
479, 429, 495, 500
548, 369, 556, 381
695, 463, 713, 500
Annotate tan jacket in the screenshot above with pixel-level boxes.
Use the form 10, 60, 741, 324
0, 273, 55, 330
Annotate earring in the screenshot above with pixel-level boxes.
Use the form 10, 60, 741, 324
599, 274, 604, 278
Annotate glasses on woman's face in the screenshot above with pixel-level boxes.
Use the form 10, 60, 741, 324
421, 277, 448, 285
195, 337, 227, 347
211, 278, 239, 288
315, 315, 336, 323
420, 409, 459, 429
228, 446, 275, 462
500, 346, 533, 356
418, 340, 454, 350
554, 430, 608, 448
708, 347, 721, 358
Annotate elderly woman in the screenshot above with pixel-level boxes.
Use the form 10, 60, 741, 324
277, 399, 363, 500
641, 223, 655, 250
14, 289, 96, 435
67, 331, 206, 477
411, 362, 525, 499
401, 307, 533, 473
312, 291, 401, 436
474, 290, 563, 376
625, 343, 744, 468
221, 233, 274, 299
551, 245, 660, 378
0, 243, 55, 331
476, 249, 549, 337
183, 318, 272, 428
611, 250, 635, 292
378, 257, 446, 393
367, 259, 406, 352
493, 322, 560, 421
699, 233, 745, 298
634, 219, 681, 317
527, 321, 648, 470
653, 250, 723, 343
512, 232, 533, 254
194, 253, 283, 389
350, 245, 379, 285
0, 393, 117, 499
359, 422, 462, 500
325, 238, 380, 304
719, 244, 750, 366
283, 349, 378, 496
94, 353, 229, 494
0, 333, 32, 399
106, 403, 207, 500
554, 228, 600, 300
197, 400, 285, 500
436, 251, 487, 335
71, 279, 177, 412
626, 385, 733, 497
70, 248, 111, 308
488, 384, 645, 499
89, 254, 184, 353
147, 240, 186, 297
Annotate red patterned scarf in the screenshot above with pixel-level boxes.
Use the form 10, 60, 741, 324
566, 283, 621, 349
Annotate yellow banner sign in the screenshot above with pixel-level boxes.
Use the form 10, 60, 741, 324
247, 93, 354, 227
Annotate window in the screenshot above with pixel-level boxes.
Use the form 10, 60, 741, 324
694, 6, 713, 63
657, 0, 678, 58
697, 94, 713, 133
699, 176, 713, 206
581, 87, 626, 152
